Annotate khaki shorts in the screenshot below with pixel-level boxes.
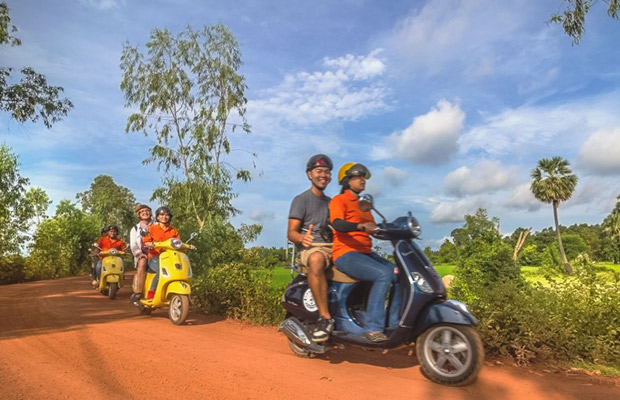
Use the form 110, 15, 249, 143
298, 246, 332, 272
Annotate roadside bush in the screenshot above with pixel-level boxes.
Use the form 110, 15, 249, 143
0, 255, 26, 285
453, 264, 620, 366
192, 263, 286, 325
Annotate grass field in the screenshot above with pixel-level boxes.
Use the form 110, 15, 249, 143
265, 262, 619, 288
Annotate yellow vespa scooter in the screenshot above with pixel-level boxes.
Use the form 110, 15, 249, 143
96, 248, 125, 300
137, 234, 196, 325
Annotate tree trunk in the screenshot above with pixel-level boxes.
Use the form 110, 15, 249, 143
513, 229, 530, 261
553, 200, 572, 275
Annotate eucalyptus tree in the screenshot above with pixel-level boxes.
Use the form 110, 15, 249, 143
0, 2, 73, 128
530, 156, 578, 274
120, 24, 252, 235
550, 0, 619, 44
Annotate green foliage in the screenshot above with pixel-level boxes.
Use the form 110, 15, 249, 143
0, 254, 25, 284
453, 266, 620, 366
0, 145, 48, 257
26, 201, 99, 280
76, 175, 136, 237
550, 0, 620, 44
192, 263, 286, 325
0, 2, 72, 128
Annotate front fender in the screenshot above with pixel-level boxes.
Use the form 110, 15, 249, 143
165, 281, 191, 299
411, 300, 477, 339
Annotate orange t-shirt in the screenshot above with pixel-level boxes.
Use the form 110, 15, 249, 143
97, 236, 127, 259
143, 224, 180, 259
329, 190, 375, 261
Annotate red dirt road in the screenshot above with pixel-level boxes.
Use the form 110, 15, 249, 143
0, 275, 618, 400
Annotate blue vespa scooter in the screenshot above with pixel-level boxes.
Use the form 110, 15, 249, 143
279, 194, 484, 386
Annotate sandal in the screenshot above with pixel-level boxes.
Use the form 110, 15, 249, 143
364, 331, 388, 343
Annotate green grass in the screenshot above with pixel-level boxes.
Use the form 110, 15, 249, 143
571, 361, 620, 378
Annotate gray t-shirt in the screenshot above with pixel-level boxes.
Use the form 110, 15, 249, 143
289, 189, 331, 247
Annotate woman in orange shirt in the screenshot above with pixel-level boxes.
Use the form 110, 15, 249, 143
330, 163, 400, 343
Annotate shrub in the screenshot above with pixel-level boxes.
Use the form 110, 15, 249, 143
191, 263, 286, 325
453, 263, 620, 366
0, 255, 26, 285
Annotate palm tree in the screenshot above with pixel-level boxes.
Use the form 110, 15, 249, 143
530, 156, 578, 274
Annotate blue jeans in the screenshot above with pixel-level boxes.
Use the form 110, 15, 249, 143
148, 257, 160, 292
335, 252, 401, 333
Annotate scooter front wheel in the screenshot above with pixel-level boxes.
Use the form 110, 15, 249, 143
287, 339, 314, 358
169, 294, 189, 325
108, 283, 118, 300
416, 324, 484, 386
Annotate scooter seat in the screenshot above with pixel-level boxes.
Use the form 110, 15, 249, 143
326, 266, 360, 283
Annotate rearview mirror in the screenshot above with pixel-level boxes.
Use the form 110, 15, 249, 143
358, 194, 374, 212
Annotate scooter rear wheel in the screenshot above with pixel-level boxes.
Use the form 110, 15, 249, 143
416, 324, 484, 386
108, 283, 118, 300
169, 294, 189, 325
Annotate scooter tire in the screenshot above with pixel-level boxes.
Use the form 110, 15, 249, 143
108, 283, 118, 300
169, 294, 189, 325
416, 324, 484, 386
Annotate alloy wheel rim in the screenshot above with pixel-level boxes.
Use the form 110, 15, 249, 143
423, 326, 473, 378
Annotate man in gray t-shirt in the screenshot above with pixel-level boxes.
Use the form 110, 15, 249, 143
287, 154, 334, 342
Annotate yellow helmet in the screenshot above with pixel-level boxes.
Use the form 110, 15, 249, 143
338, 162, 371, 184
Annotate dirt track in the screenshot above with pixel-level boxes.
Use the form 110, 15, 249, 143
0, 275, 618, 400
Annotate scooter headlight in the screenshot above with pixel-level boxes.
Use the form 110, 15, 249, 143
412, 272, 433, 293
407, 213, 421, 238
171, 239, 183, 249
109, 249, 118, 255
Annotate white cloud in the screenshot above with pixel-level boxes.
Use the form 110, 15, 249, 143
248, 50, 389, 127
382, 99, 464, 165
430, 196, 487, 223
79, 0, 124, 10
249, 210, 276, 222
460, 92, 620, 157
444, 160, 516, 197
505, 183, 541, 211
578, 127, 620, 175
383, 166, 408, 185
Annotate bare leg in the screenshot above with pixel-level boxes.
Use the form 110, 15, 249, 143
132, 256, 147, 294
307, 252, 331, 319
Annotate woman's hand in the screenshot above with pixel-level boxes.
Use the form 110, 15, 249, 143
357, 222, 377, 233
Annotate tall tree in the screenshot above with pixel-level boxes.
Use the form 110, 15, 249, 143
0, 2, 73, 128
550, 0, 620, 44
76, 175, 136, 237
602, 194, 620, 263
120, 24, 252, 233
0, 145, 48, 257
530, 156, 578, 274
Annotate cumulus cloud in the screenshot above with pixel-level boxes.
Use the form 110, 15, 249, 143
430, 196, 487, 223
505, 183, 541, 211
444, 160, 516, 197
248, 50, 389, 126
383, 166, 408, 185
381, 99, 464, 165
249, 210, 276, 222
578, 127, 620, 175
79, 0, 124, 10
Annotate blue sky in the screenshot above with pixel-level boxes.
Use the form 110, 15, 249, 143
2, 0, 620, 249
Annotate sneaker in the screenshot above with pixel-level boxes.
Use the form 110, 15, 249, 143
92, 280, 98, 286
312, 317, 334, 342
130, 293, 141, 306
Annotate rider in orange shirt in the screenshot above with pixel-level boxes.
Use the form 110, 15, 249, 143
142, 206, 180, 300
93, 225, 127, 285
